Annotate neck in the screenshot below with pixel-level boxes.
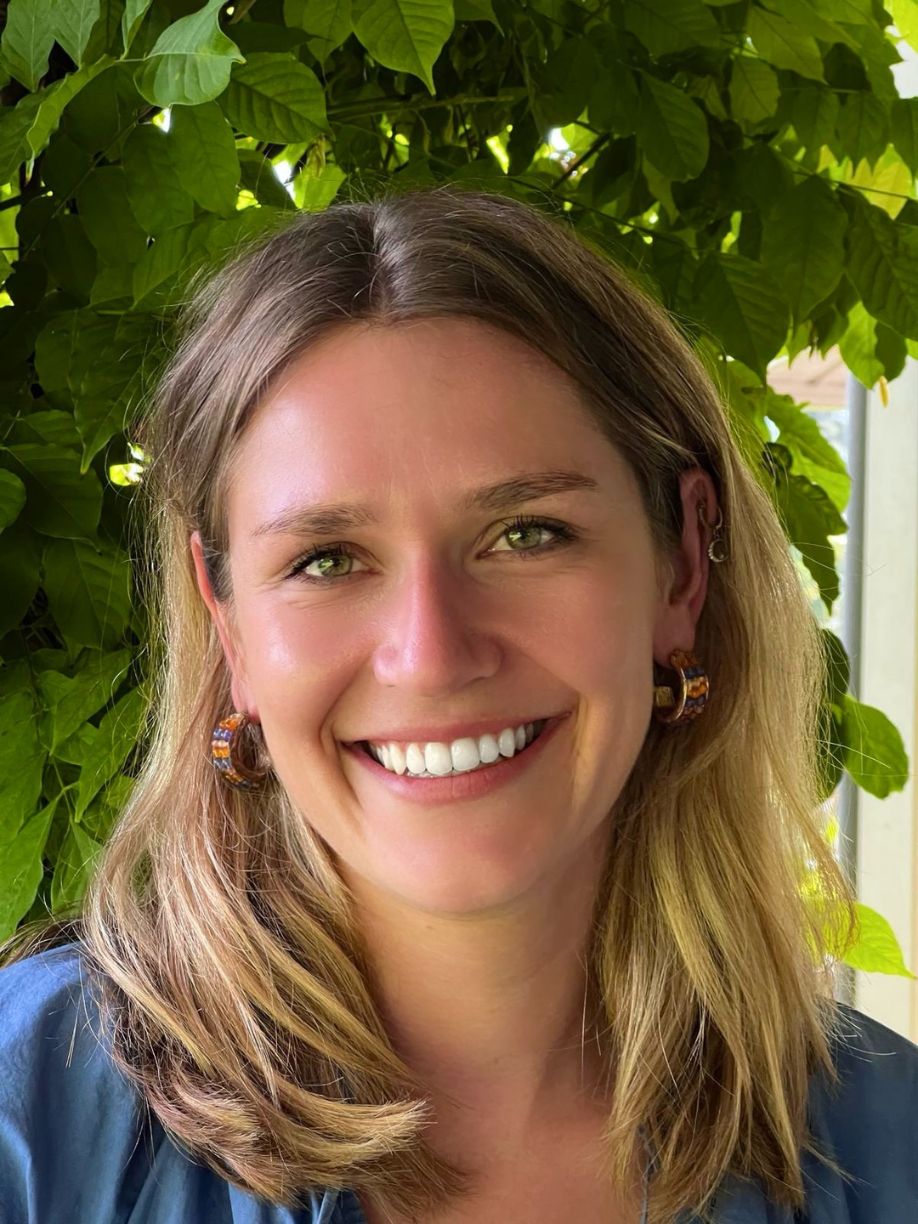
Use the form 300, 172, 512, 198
345, 826, 611, 1138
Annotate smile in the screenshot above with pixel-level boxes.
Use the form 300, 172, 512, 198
360, 719, 548, 778
343, 714, 569, 804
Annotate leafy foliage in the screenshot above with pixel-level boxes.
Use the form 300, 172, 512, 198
0, 0, 913, 976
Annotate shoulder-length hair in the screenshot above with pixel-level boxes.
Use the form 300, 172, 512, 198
6, 187, 856, 1224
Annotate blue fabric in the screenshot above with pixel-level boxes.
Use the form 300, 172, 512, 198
0, 943, 915, 1223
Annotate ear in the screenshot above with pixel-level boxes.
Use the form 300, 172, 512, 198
652, 468, 719, 669
190, 530, 258, 719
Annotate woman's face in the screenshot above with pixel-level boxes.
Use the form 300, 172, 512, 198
193, 318, 712, 914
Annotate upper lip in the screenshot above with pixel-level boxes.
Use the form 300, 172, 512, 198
346, 713, 567, 745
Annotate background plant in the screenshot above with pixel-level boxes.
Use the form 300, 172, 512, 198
0, 0, 913, 978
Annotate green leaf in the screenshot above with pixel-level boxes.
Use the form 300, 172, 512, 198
846, 201, 918, 339
649, 234, 697, 313
134, 0, 245, 108
531, 38, 594, 129
0, 469, 27, 531
763, 392, 851, 514
131, 220, 198, 308
9, 409, 82, 451
51, 821, 104, 913
40, 132, 91, 199
123, 0, 155, 51
53, 0, 102, 66
768, 442, 845, 611
890, 97, 918, 176
76, 166, 149, 264
123, 123, 196, 234
453, 0, 498, 23
889, 0, 918, 52
785, 84, 839, 152
730, 58, 779, 128
61, 61, 139, 156
586, 26, 638, 133
693, 253, 789, 375
843, 904, 916, 978
0, 524, 41, 637
806, 0, 872, 23
0, 800, 56, 942
42, 538, 133, 651
636, 75, 709, 181
73, 687, 145, 820
836, 92, 889, 168
5, 444, 102, 539
759, 0, 860, 58
840, 693, 910, 799
83, 0, 127, 60
838, 300, 907, 387
221, 52, 328, 142
351, 0, 454, 94
761, 176, 847, 324
748, 8, 824, 81
39, 649, 132, 752
26, 57, 115, 158
88, 262, 133, 309
821, 627, 850, 709
284, 0, 353, 60
35, 309, 156, 468
292, 159, 346, 210
622, 0, 722, 58
0, 0, 54, 92
41, 215, 99, 301
0, 690, 45, 842
169, 100, 239, 214
0, 94, 39, 184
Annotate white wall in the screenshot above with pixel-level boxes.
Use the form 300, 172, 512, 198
854, 362, 918, 1041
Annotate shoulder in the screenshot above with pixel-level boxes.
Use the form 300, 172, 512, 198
803, 1000, 918, 1221
0, 943, 357, 1224
0, 942, 157, 1222
817, 1000, 918, 1136
0, 941, 124, 1112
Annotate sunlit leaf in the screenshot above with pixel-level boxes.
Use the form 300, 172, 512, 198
134, 0, 245, 107
351, 0, 454, 94
840, 693, 910, 798
842, 903, 916, 977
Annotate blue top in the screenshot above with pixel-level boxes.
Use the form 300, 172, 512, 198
0, 944, 915, 1223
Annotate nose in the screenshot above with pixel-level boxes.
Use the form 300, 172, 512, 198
371, 558, 502, 696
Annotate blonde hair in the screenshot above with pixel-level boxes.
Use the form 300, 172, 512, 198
6, 187, 857, 1223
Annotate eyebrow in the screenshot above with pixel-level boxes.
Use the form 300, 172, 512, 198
251, 470, 600, 539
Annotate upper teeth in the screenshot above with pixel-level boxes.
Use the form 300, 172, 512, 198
366, 721, 545, 777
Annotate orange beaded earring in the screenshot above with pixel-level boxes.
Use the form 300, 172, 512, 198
652, 649, 710, 726
211, 712, 270, 790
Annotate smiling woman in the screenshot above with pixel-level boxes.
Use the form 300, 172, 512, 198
1, 188, 915, 1224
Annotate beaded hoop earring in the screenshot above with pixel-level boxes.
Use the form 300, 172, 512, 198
652, 649, 710, 726
211, 712, 269, 790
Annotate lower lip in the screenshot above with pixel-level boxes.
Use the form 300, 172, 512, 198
342, 715, 569, 805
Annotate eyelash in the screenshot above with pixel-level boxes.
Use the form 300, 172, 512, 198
284, 515, 578, 583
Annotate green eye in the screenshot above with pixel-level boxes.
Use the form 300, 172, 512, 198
495, 515, 574, 553
288, 545, 354, 580
504, 521, 549, 549
286, 516, 578, 583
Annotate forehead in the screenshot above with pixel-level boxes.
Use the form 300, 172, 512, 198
224, 318, 638, 528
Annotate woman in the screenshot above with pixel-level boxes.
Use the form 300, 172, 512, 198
1, 187, 914, 1224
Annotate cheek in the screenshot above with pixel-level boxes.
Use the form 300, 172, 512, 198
233, 599, 360, 720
